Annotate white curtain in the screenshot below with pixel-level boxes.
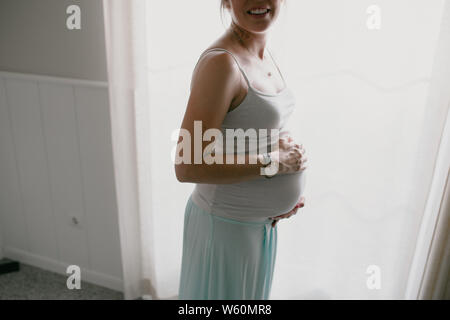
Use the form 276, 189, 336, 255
405, 1, 450, 297
103, 0, 450, 299
103, 0, 154, 299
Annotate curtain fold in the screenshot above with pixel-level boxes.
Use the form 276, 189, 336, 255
404, 1, 450, 299
103, 0, 156, 300
418, 169, 450, 299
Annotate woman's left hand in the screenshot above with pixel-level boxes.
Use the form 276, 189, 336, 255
270, 196, 305, 228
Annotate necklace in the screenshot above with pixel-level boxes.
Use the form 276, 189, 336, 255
230, 26, 273, 77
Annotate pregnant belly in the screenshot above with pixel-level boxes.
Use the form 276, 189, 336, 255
214, 170, 307, 220
262, 170, 307, 213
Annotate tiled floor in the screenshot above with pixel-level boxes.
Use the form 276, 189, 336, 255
0, 262, 123, 300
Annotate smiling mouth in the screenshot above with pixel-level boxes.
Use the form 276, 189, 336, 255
247, 8, 271, 15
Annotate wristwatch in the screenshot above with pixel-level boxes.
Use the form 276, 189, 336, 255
261, 153, 275, 179
261, 152, 271, 166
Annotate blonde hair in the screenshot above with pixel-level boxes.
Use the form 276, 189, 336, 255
220, 0, 228, 28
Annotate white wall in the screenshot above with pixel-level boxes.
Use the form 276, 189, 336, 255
0, 72, 122, 290
0, 220, 3, 259
0, 0, 122, 291
0, 0, 107, 81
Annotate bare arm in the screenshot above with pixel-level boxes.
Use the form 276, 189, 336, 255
174, 51, 268, 184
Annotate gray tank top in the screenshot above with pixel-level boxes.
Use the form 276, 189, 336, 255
190, 48, 306, 222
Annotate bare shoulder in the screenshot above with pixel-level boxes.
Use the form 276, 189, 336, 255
192, 49, 240, 85
190, 49, 242, 102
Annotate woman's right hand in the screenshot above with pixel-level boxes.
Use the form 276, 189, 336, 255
270, 133, 307, 175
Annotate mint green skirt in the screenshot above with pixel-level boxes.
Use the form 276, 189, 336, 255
178, 195, 277, 300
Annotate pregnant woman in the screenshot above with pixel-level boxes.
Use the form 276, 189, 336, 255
175, 0, 308, 299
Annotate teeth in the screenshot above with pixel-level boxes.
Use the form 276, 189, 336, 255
249, 8, 269, 14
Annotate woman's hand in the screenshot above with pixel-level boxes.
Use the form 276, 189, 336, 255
269, 131, 307, 176
270, 196, 305, 228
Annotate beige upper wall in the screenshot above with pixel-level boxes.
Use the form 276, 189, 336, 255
0, 0, 107, 81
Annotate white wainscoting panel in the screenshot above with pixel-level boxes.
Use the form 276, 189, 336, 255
0, 71, 123, 292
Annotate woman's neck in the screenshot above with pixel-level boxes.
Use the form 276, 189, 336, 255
228, 23, 268, 60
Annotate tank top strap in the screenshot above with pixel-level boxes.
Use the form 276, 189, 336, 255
195, 48, 252, 88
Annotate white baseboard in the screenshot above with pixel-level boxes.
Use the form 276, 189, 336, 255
3, 246, 123, 293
